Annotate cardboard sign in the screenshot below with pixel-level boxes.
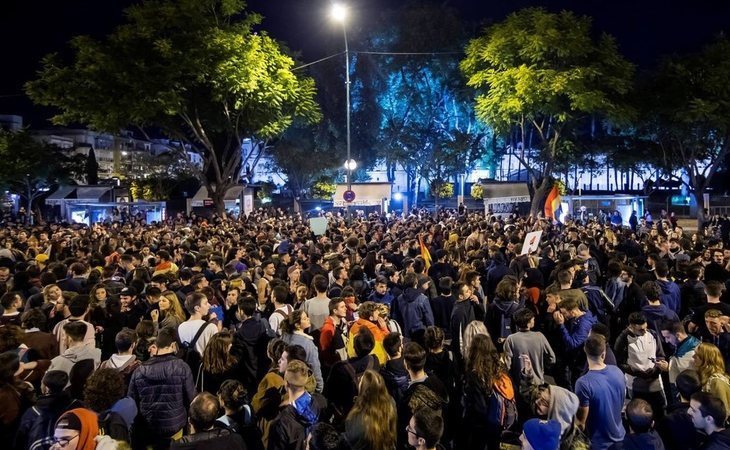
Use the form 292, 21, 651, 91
520, 230, 543, 255
310, 217, 328, 236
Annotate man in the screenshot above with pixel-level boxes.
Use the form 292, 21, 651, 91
269, 285, 293, 335
327, 266, 348, 299
688, 281, 730, 337
449, 281, 485, 365
504, 308, 556, 384
658, 321, 700, 390
99, 328, 141, 388
704, 249, 729, 283
48, 321, 101, 377
367, 275, 395, 306
575, 334, 626, 450
696, 309, 730, 367
178, 292, 218, 356
617, 266, 647, 330
268, 360, 326, 450
392, 272, 435, 345
655, 262, 681, 316
304, 275, 331, 332
688, 392, 730, 449
680, 264, 706, 318
641, 281, 679, 336
407, 407, 445, 450
608, 399, 665, 450
171, 392, 245, 450
0, 291, 23, 326
52, 294, 95, 354
380, 332, 409, 403
519, 419, 561, 450
205, 255, 226, 281
554, 297, 596, 386
614, 312, 666, 417
231, 297, 273, 394
319, 298, 349, 369
656, 370, 702, 450
128, 326, 196, 450
429, 277, 455, 334
119, 287, 148, 330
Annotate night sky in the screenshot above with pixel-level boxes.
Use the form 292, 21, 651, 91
2, 0, 729, 126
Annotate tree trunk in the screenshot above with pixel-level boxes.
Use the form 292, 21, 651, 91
530, 177, 552, 217
693, 187, 707, 230
415, 177, 421, 209
209, 186, 228, 218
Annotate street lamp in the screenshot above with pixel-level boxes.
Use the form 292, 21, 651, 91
331, 3, 352, 219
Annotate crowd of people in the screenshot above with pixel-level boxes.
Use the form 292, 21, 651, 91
0, 207, 730, 450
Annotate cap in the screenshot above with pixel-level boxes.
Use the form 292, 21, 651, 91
35, 254, 49, 263
120, 287, 137, 297
522, 419, 561, 450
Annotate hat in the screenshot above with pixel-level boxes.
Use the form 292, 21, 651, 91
284, 360, 311, 388
522, 419, 561, 450
120, 287, 137, 297
35, 253, 49, 263
55, 408, 100, 450
277, 240, 291, 255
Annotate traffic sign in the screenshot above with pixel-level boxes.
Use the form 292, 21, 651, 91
343, 190, 356, 202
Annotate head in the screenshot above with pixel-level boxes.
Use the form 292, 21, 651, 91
185, 292, 210, 317
408, 407, 444, 450
584, 333, 607, 363
403, 342, 427, 375
689, 392, 728, 433
660, 320, 686, 347
353, 326, 376, 358
328, 298, 347, 319
189, 392, 220, 433
628, 312, 648, 337
284, 359, 311, 395
704, 309, 724, 336
83, 369, 125, 413
626, 398, 654, 433
513, 308, 535, 331
693, 342, 726, 385
383, 332, 403, 358
675, 370, 701, 402
51, 408, 99, 450
202, 330, 235, 373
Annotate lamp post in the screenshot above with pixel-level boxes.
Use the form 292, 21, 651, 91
331, 4, 352, 220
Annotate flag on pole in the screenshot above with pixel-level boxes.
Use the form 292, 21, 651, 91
544, 184, 562, 220
418, 234, 432, 271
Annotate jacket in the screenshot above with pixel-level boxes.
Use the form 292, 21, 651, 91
267, 393, 326, 450
319, 316, 347, 368
656, 279, 681, 315
47, 343, 101, 377
231, 316, 273, 394
614, 328, 665, 393
699, 428, 730, 450
380, 358, 409, 403
669, 335, 700, 383
347, 319, 388, 364
324, 354, 380, 420
608, 431, 665, 450
449, 299, 485, 362
171, 427, 245, 450
655, 402, 700, 450
127, 353, 196, 437
485, 296, 524, 342
15, 391, 83, 450
641, 303, 679, 336
391, 287, 435, 338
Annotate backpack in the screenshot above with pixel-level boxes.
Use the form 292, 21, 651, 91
466, 372, 517, 430
179, 322, 209, 374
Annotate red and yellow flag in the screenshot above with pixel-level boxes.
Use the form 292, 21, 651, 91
418, 234, 432, 271
544, 184, 561, 219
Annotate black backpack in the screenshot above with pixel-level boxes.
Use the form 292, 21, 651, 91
179, 322, 209, 374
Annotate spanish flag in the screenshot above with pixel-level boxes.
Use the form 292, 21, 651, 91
418, 234, 432, 271
544, 184, 561, 220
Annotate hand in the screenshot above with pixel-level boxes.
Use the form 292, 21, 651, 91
655, 360, 669, 372
553, 311, 565, 325
469, 295, 480, 304
377, 317, 388, 329
150, 309, 159, 322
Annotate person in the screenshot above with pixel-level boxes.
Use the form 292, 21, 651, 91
119, 287, 148, 331
504, 308, 555, 384
641, 281, 679, 336
429, 277, 455, 333
449, 281, 485, 366
20, 308, 59, 360
83, 368, 137, 443
380, 332, 409, 403
252, 339, 287, 449
98, 328, 141, 389
198, 330, 239, 395
688, 391, 730, 449
614, 312, 666, 418
49, 408, 99, 450
519, 418, 561, 450
461, 333, 513, 450
151, 291, 185, 331
407, 406, 445, 450
693, 342, 730, 415
486, 277, 524, 347
392, 272, 435, 346
280, 310, 323, 393
346, 302, 389, 364
216, 379, 263, 450
344, 370, 397, 450
423, 327, 453, 395
575, 334, 626, 450
554, 297, 596, 387
608, 398, 665, 450
267, 360, 326, 450
368, 275, 395, 307
178, 292, 218, 356
0, 352, 36, 445
128, 326, 196, 450
0, 292, 23, 326
304, 275, 331, 333
231, 296, 273, 395
269, 285, 294, 336
48, 321, 101, 378
52, 295, 95, 354
306, 422, 342, 450
170, 392, 246, 450
658, 321, 700, 393
319, 298, 349, 369
15, 370, 83, 450
655, 370, 702, 450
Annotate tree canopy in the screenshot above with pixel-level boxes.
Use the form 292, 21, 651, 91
26, 0, 320, 214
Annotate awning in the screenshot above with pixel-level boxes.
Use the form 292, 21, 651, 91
190, 185, 249, 207
45, 186, 77, 205
482, 183, 530, 204
75, 186, 113, 201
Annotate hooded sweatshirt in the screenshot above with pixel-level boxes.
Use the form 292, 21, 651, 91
392, 287, 434, 338
642, 303, 679, 335
48, 344, 101, 378
548, 385, 580, 436
486, 297, 525, 341
656, 279, 681, 315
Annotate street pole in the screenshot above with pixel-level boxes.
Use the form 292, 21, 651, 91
344, 25, 352, 222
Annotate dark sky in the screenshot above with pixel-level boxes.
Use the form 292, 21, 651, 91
2, 0, 729, 126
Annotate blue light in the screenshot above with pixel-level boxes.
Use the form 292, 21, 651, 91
393, 192, 403, 201
315, 206, 322, 211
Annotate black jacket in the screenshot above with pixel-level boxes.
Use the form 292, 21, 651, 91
128, 353, 196, 437
324, 354, 379, 419
231, 315, 273, 394
267, 393, 327, 450
699, 428, 730, 450
171, 427, 246, 450
380, 358, 409, 403
655, 402, 701, 450
450, 300, 485, 362
15, 392, 83, 450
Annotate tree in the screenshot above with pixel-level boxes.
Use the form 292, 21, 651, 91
0, 130, 84, 223
85, 147, 99, 185
641, 38, 730, 227
461, 8, 635, 214
26, 0, 320, 215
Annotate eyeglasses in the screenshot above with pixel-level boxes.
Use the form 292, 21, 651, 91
405, 425, 422, 438
51, 434, 79, 448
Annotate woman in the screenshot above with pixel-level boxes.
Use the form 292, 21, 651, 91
344, 370, 397, 450
424, 326, 453, 393
461, 320, 489, 361
133, 321, 156, 362
693, 342, 730, 414
292, 282, 308, 311
0, 352, 36, 444
462, 334, 515, 450
199, 330, 239, 394
150, 291, 185, 330
50, 408, 99, 450
279, 310, 323, 393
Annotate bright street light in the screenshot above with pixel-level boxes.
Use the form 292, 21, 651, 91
393, 192, 403, 201
330, 4, 347, 22
344, 159, 357, 171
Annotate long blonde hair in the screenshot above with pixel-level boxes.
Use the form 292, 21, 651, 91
160, 291, 185, 323
695, 342, 727, 386
346, 370, 396, 450
462, 320, 489, 360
